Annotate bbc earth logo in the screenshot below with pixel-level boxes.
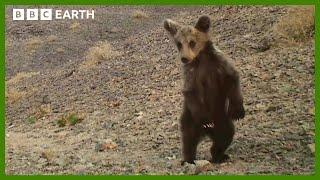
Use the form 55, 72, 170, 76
12, 9, 95, 20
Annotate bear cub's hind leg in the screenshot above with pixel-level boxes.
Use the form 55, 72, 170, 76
209, 120, 235, 163
180, 108, 201, 165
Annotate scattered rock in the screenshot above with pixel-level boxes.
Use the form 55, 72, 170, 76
134, 111, 144, 117
253, 37, 271, 52
55, 157, 69, 167
308, 143, 315, 154
308, 107, 315, 115
41, 95, 50, 104
36, 158, 48, 168
95, 139, 118, 152
165, 155, 176, 160
195, 160, 213, 174
266, 105, 279, 112
183, 162, 197, 175
73, 164, 88, 173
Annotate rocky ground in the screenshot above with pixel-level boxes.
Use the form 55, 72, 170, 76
5, 6, 315, 175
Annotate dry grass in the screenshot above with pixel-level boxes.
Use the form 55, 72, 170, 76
273, 6, 314, 43
24, 37, 43, 54
132, 10, 148, 19
70, 22, 81, 32
37, 104, 52, 117
46, 35, 58, 43
6, 87, 38, 105
79, 41, 121, 70
5, 88, 26, 104
6, 71, 39, 104
6, 38, 13, 49
41, 149, 55, 162
56, 47, 65, 53
6, 71, 40, 86
27, 104, 52, 123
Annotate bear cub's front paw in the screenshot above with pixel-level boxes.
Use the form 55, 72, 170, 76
228, 102, 245, 120
211, 154, 230, 164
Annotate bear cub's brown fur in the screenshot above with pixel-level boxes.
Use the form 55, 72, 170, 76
164, 16, 245, 164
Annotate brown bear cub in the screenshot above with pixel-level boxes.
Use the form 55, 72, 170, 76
164, 16, 245, 164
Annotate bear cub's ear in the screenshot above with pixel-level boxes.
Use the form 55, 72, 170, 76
164, 19, 180, 36
195, 15, 211, 33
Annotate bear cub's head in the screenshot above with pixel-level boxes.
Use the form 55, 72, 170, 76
164, 16, 211, 64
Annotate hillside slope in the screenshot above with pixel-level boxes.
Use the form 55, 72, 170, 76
5, 6, 315, 175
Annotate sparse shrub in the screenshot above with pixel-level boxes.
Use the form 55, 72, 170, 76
57, 113, 84, 127
132, 10, 148, 19
27, 116, 36, 124
273, 6, 314, 43
70, 22, 81, 32
37, 104, 52, 117
68, 114, 81, 125
25, 105, 52, 124
79, 41, 121, 70
41, 149, 55, 162
57, 118, 66, 127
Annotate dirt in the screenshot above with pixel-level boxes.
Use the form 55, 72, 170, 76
5, 6, 315, 175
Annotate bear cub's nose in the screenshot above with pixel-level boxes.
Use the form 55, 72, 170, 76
181, 57, 189, 64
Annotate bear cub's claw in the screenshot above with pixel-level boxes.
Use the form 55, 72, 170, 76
228, 103, 245, 120
211, 154, 230, 164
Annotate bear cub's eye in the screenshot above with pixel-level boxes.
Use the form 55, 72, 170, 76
189, 40, 196, 48
176, 41, 182, 50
